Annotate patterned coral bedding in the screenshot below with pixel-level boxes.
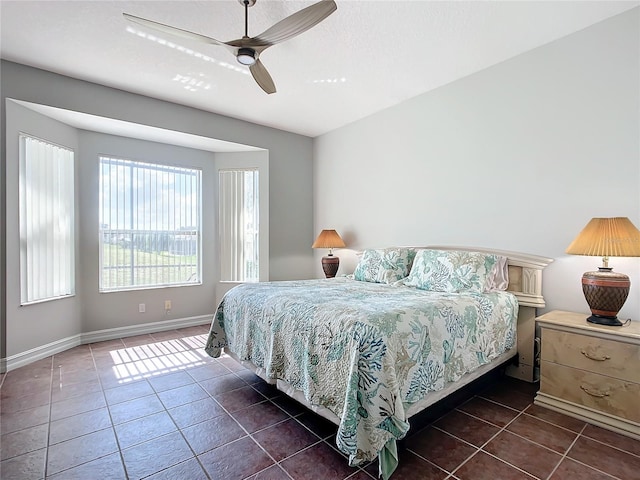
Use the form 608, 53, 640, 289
205, 277, 518, 476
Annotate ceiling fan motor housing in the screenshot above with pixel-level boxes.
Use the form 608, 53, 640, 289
237, 48, 256, 65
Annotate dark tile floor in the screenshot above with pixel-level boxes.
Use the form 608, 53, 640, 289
1, 324, 639, 479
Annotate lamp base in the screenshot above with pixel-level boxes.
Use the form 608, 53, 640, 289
586, 315, 624, 327
321, 255, 340, 278
581, 268, 629, 327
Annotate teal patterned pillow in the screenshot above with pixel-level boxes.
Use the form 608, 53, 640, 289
404, 249, 499, 293
353, 248, 416, 284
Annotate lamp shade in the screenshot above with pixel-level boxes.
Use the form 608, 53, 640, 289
566, 217, 640, 326
565, 217, 640, 257
312, 230, 346, 249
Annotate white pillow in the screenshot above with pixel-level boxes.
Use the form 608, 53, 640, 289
485, 255, 509, 291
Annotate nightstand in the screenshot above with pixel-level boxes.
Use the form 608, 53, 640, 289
535, 310, 640, 440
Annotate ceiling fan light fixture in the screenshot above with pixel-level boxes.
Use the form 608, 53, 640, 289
237, 48, 256, 65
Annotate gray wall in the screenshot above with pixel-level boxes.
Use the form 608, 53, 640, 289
313, 8, 640, 320
4, 101, 83, 355
78, 131, 219, 333
1, 61, 315, 359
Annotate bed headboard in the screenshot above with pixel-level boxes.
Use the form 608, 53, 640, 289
426, 246, 553, 307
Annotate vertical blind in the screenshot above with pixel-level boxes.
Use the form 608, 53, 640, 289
219, 169, 259, 282
99, 157, 201, 291
19, 134, 75, 304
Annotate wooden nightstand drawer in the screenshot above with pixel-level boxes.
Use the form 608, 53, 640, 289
541, 329, 640, 383
540, 361, 640, 423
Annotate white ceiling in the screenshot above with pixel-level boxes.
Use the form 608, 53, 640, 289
1, 1, 638, 138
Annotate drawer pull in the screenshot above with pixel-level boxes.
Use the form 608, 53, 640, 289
580, 350, 610, 362
580, 384, 610, 398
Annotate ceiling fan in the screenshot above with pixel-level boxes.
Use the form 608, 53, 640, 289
124, 0, 337, 94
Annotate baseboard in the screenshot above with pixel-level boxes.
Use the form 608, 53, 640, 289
80, 314, 212, 344
2, 335, 82, 372
1, 314, 213, 373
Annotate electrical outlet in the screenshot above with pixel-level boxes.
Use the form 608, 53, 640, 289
139, 303, 146, 313
164, 300, 172, 311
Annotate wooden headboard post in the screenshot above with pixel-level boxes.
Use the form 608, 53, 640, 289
428, 246, 554, 382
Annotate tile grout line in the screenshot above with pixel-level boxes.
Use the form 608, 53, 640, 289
43, 355, 54, 479
405, 395, 490, 478
448, 402, 537, 479
496, 412, 636, 476
491, 417, 576, 457
89, 339, 132, 480
144, 333, 222, 480
478, 402, 577, 479
192, 361, 296, 480
105, 333, 213, 480
543, 423, 622, 480
45, 336, 264, 480
482, 390, 640, 457
404, 446, 455, 478
233, 388, 336, 480
472, 399, 639, 462
577, 427, 640, 460
517, 408, 587, 436
405, 392, 535, 478
450, 395, 630, 480
75, 338, 241, 479
395, 389, 492, 477
238, 367, 347, 477
205, 360, 371, 480
543, 422, 584, 480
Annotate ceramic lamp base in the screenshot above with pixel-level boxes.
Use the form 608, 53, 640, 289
321, 255, 340, 278
581, 268, 629, 327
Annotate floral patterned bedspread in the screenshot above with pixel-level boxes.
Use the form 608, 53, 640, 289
205, 277, 518, 472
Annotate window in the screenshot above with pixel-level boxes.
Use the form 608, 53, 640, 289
19, 134, 75, 304
219, 169, 259, 282
99, 156, 201, 291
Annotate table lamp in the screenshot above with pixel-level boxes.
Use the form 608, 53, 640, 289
565, 217, 640, 326
312, 229, 346, 278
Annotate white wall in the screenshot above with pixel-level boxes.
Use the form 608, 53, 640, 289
313, 8, 640, 321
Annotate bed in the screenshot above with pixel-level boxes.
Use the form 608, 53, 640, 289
205, 246, 552, 479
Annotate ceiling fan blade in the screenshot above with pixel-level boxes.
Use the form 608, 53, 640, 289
251, 0, 337, 46
250, 59, 276, 94
123, 13, 229, 47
